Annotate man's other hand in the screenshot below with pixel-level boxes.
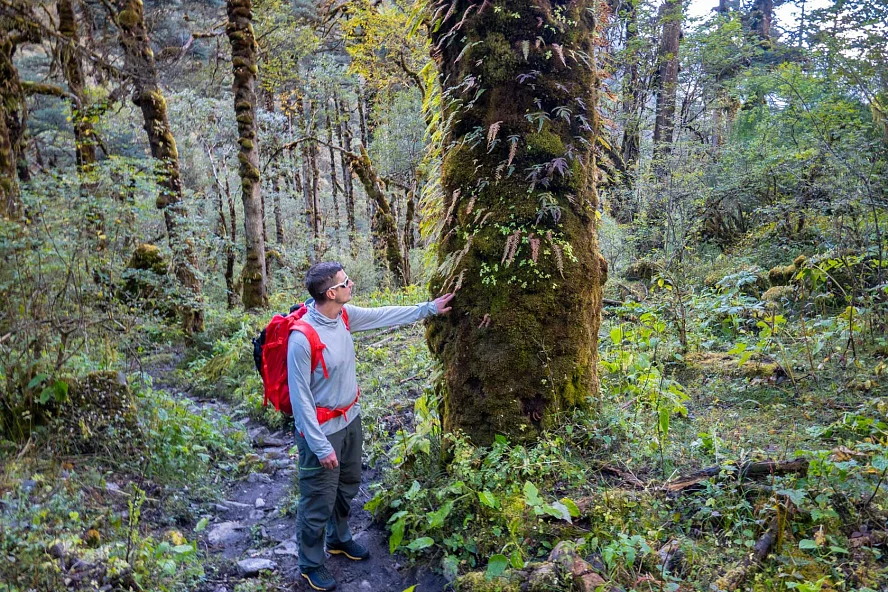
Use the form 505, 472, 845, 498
433, 293, 454, 314
320, 451, 339, 469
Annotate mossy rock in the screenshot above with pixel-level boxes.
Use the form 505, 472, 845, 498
128, 243, 167, 275
680, 352, 785, 382
762, 285, 795, 304
50, 371, 139, 453
768, 264, 797, 286
456, 571, 522, 592
624, 259, 661, 282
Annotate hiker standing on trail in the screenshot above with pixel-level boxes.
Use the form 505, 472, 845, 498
288, 262, 454, 591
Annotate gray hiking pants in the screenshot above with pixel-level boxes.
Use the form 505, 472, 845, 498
295, 418, 362, 570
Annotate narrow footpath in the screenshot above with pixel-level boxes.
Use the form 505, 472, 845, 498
177, 394, 447, 592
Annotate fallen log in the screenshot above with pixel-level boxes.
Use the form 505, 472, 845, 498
664, 458, 808, 493
713, 513, 782, 591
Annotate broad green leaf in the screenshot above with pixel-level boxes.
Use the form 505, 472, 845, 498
405, 480, 422, 500
27, 374, 48, 390
798, 539, 818, 550
194, 518, 209, 533
427, 500, 454, 528
485, 554, 509, 580
478, 490, 498, 508
659, 407, 670, 438
442, 554, 459, 582
610, 327, 623, 345
389, 517, 406, 554
172, 544, 194, 555
558, 497, 580, 517
509, 549, 524, 569
547, 501, 573, 523
523, 481, 542, 506
407, 537, 435, 551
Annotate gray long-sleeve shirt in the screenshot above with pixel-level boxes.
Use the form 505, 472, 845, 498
287, 299, 438, 458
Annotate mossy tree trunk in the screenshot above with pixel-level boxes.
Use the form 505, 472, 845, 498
115, 0, 204, 333
426, 0, 608, 445
0, 36, 21, 217
619, 0, 641, 187
652, 0, 682, 177
346, 146, 408, 286
226, 0, 268, 309
0, 2, 38, 217
58, 0, 96, 170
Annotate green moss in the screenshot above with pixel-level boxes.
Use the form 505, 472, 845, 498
238, 138, 254, 150
480, 32, 519, 86
456, 571, 521, 592
768, 264, 796, 286
525, 130, 564, 157
117, 9, 140, 28
441, 144, 476, 189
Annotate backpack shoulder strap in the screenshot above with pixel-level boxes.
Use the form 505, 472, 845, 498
291, 319, 328, 379
341, 307, 350, 331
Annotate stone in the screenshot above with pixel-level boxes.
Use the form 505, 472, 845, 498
255, 498, 265, 508
359, 581, 373, 591
274, 541, 299, 557
207, 522, 246, 546
214, 504, 230, 512
249, 510, 266, 520
247, 472, 272, 484
236, 558, 277, 577
571, 558, 606, 592
222, 500, 252, 509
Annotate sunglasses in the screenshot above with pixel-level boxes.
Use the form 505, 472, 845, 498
327, 276, 353, 291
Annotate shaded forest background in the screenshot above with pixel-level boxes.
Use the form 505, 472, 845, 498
1, 0, 887, 590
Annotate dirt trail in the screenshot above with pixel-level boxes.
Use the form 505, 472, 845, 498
141, 363, 446, 592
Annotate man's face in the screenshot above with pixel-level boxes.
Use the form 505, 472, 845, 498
326, 270, 353, 304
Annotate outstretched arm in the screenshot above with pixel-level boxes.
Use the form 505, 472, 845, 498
345, 293, 454, 332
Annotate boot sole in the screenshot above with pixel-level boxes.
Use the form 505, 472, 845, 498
327, 548, 368, 561
302, 572, 336, 591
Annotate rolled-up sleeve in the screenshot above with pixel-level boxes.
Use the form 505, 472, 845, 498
287, 331, 333, 459
344, 301, 438, 332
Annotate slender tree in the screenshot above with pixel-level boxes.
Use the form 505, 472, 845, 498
226, 0, 268, 309
652, 0, 683, 175
114, 0, 204, 333
427, 0, 608, 444
335, 93, 356, 235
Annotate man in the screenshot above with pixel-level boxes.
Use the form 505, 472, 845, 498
288, 262, 453, 591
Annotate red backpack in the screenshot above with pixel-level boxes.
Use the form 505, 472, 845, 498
253, 304, 356, 420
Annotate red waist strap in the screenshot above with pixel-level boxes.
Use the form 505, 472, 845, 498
316, 390, 360, 425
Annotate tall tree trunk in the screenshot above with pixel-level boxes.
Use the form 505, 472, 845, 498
0, 36, 22, 217
357, 86, 369, 148
749, 0, 773, 45
427, 0, 607, 445
620, 0, 641, 182
652, 0, 683, 177
272, 168, 284, 245
335, 94, 356, 235
325, 103, 341, 246
58, 0, 96, 170
227, 0, 267, 309
115, 0, 204, 333
345, 147, 407, 285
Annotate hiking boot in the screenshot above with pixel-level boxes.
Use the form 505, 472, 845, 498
327, 539, 370, 561
302, 565, 336, 591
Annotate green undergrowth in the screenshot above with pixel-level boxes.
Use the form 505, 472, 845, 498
0, 379, 247, 592
357, 245, 888, 590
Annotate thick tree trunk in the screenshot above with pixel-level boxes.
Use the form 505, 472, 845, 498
227, 0, 268, 309
427, 0, 607, 445
335, 94, 356, 235
346, 147, 407, 286
652, 0, 683, 176
0, 37, 22, 217
58, 0, 96, 170
115, 0, 204, 333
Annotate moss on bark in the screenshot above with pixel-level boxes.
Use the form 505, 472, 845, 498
427, 0, 606, 445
